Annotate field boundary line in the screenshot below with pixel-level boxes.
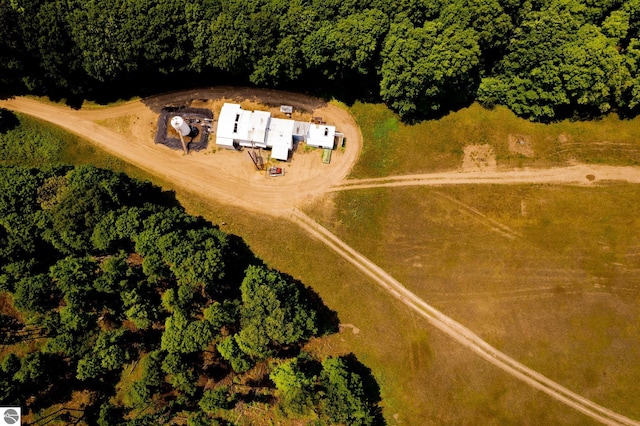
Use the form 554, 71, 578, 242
289, 208, 639, 426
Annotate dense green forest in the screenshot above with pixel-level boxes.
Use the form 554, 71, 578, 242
1, 0, 640, 121
0, 156, 382, 423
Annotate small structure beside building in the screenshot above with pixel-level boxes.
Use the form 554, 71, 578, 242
280, 105, 293, 117
215, 103, 340, 162
307, 124, 336, 149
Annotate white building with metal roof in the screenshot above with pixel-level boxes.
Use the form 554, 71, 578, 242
215, 103, 241, 149
216, 103, 339, 160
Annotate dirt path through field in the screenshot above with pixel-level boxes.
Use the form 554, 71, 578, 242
3, 91, 640, 425
333, 164, 640, 191
289, 209, 640, 426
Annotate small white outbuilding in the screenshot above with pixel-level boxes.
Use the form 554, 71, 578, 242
306, 124, 336, 149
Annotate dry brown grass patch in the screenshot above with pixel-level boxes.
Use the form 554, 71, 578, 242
462, 144, 497, 171
507, 134, 534, 157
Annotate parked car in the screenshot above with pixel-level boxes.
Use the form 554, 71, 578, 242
268, 166, 284, 176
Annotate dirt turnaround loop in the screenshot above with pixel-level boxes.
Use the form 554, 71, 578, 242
0, 88, 362, 216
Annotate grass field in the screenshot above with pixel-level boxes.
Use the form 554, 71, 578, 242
350, 102, 640, 178
342, 101, 640, 420
305, 184, 640, 419
183, 199, 595, 425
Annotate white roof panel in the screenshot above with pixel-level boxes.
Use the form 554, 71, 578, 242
271, 145, 289, 161
266, 118, 294, 149
307, 124, 336, 149
248, 110, 270, 144
216, 103, 242, 141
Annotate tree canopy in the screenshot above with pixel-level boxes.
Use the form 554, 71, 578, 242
2, 0, 639, 121
0, 164, 379, 424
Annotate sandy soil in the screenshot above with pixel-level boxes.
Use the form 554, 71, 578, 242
508, 134, 535, 157
0, 88, 361, 216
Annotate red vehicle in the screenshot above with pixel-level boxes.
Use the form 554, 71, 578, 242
268, 167, 284, 177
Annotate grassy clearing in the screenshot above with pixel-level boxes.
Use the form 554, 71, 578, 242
114, 357, 148, 414
306, 185, 640, 419
349, 102, 640, 178
0, 113, 158, 184
0, 113, 65, 167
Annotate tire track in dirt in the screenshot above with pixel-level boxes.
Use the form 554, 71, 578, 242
290, 209, 639, 426
433, 191, 522, 240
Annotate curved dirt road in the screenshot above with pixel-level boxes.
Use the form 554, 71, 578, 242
0, 89, 361, 215
2, 91, 640, 425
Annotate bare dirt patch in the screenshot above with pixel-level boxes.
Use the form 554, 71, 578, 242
190, 98, 313, 123
339, 323, 361, 335
462, 144, 497, 172
508, 134, 534, 157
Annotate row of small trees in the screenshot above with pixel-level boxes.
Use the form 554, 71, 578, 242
0, 164, 382, 424
2, 0, 640, 121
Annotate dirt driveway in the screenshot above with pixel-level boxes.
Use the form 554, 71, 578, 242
0, 88, 362, 216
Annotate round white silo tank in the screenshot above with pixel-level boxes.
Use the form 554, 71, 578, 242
170, 116, 192, 137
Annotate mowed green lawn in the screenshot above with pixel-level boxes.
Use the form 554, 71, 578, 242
305, 183, 640, 419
